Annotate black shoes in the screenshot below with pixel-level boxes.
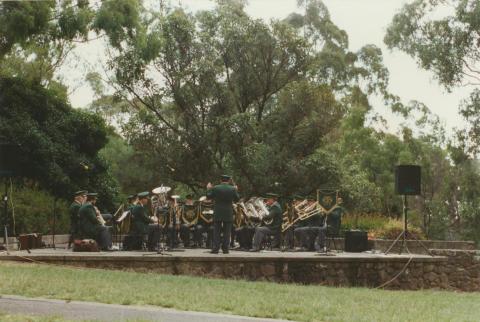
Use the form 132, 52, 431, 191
210, 249, 229, 254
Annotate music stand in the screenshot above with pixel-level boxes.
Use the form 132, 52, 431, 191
2, 179, 10, 254
143, 205, 171, 256
385, 165, 432, 256
165, 196, 185, 252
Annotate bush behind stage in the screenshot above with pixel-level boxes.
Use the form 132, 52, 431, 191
342, 213, 426, 240
3, 184, 70, 236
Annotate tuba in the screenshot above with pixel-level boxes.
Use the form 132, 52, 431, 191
152, 185, 172, 225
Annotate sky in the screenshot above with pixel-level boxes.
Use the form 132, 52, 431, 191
66, 0, 472, 134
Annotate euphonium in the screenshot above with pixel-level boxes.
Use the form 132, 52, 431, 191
254, 198, 273, 225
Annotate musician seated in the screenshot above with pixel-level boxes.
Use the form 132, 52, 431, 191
294, 211, 326, 251
250, 193, 283, 252
194, 198, 214, 248
78, 193, 112, 251
235, 223, 255, 250
282, 195, 303, 250
179, 195, 198, 248
129, 191, 161, 251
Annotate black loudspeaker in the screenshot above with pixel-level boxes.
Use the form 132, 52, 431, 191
0, 142, 20, 177
395, 165, 421, 195
344, 230, 368, 252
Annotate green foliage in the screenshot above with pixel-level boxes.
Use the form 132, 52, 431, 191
341, 213, 391, 233
0, 0, 95, 83
3, 182, 70, 235
341, 213, 425, 240
92, 0, 396, 200
0, 77, 117, 207
372, 219, 426, 240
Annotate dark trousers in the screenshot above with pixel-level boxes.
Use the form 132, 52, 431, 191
180, 224, 194, 247
96, 225, 112, 250
295, 226, 326, 250
283, 226, 295, 249
252, 226, 280, 250
167, 226, 180, 248
213, 221, 232, 252
147, 224, 161, 250
194, 224, 213, 248
235, 226, 255, 249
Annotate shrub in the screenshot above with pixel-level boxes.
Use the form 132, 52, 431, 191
4, 183, 70, 235
372, 219, 426, 240
341, 213, 426, 240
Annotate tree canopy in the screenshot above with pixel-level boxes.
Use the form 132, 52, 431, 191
0, 77, 117, 207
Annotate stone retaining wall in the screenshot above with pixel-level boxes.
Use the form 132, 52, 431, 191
2, 250, 479, 291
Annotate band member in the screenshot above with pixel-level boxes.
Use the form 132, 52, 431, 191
127, 194, 138, 211
179, 194, 198, 247
78, 193, 112, 251
282, 195, 303, 250
166, 194, 181, 248
207, 175, 240, 254
194, 197, 214, 248
235, 201, 255, 250
325, 197, 344, 244
251, 193, 283, 252
294, 205, 325, 251
68, 190, 87, 248
130, 191, 161, 251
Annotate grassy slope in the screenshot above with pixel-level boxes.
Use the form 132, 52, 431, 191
0, 261, 479, 322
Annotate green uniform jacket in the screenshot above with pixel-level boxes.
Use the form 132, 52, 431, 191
327, 206, 344, 236
69, 201, 82, 236
207, 184, 240, 222
78, 202, 100, 239
131, 204, 151, 235
264, 201, 283, 231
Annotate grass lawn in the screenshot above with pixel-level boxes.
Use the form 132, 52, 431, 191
0, 261, 479, 322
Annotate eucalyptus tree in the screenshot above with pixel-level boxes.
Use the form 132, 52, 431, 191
94, 0, 396, 198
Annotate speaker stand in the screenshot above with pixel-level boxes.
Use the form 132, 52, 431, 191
385, 195, 432, 256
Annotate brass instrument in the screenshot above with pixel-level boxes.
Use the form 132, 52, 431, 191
233, 202, 247, 228
198, 196, 214, 224
281, 199, 324, 232
169, 195, 181, 228
181, 200, 199, 226
151, 185, 172, 226
243, 197, 272, 226
281, 203, 297, 232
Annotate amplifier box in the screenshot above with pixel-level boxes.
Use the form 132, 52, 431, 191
345, 230, 368, 252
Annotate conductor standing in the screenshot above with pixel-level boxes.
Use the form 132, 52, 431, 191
207, 175, 240, 254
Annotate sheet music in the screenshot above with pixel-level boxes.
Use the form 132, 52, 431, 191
117, 210, 130, 222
